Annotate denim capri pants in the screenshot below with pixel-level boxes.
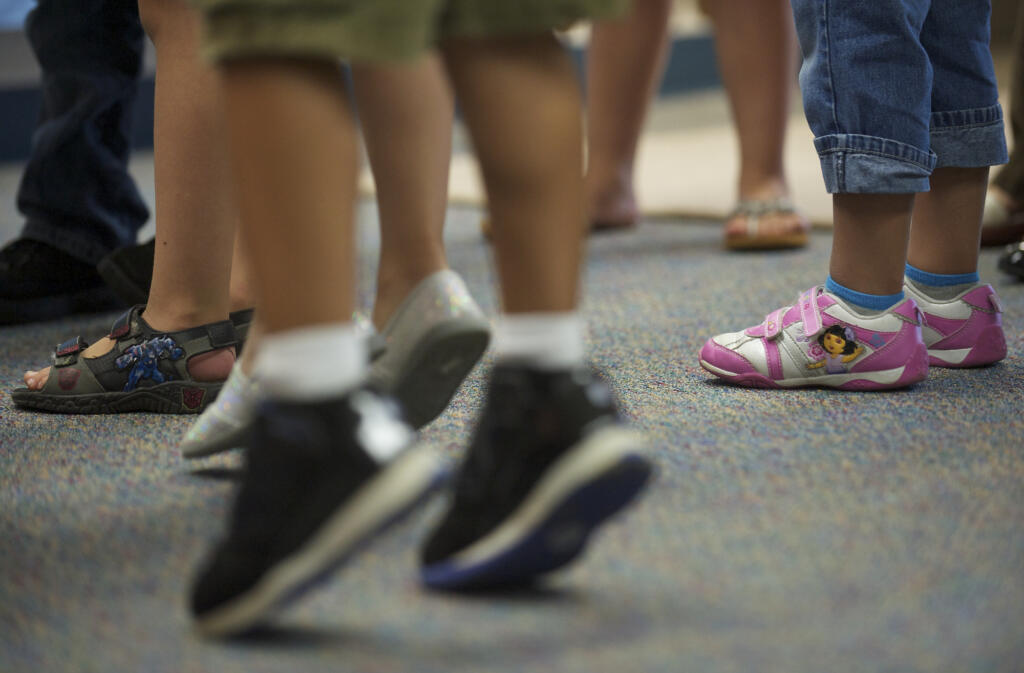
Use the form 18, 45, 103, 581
194, 0, 627, 64
791, 0, 1009, 193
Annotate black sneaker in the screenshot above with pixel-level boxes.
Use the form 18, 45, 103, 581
97, 238, 155, 306
0, 239, 124, 325
419, 364, 653, 591
190, 389, 445, 638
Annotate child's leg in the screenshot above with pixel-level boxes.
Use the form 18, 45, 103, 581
419, 33, 652, 590
443, 35, 585, 313
830, 193, 914, 297
191, 47, 446, 635
908, 167, 989, 275
585, 0, 672, 228
704, 0, 809, 246
140, 0, 236, 333
23, 0, 236, 392
221, 59, 357, 335
351, 58, 453, 330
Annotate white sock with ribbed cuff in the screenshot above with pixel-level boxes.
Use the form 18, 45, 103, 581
493, 311, 586, 370
255, 323, 367, 401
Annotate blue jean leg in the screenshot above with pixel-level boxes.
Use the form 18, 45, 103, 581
16, 0, 149, 265
792, 0, 1006, 194
922, 0, 1007, 168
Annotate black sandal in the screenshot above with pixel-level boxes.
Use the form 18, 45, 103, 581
11, 305, 239, 414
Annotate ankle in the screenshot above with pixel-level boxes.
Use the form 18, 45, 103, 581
373, 266, 446, 330
737, 175, 789, 202
142, 305, 231, 333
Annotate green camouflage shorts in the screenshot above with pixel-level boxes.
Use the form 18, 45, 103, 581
194, 0, 628, 62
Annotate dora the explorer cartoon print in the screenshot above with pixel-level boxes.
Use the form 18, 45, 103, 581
807, 324, 864, 374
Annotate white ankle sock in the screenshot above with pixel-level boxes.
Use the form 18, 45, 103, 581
493, 311, 585, 370
255, 323, 367, 401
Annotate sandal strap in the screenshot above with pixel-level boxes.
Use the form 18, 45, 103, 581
107, 305, 238, 351
729, 196, 797, 218
53, 336, 89, 367
108, 305, 142, 339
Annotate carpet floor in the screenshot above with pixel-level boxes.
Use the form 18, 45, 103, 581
2, 201, 1023, 673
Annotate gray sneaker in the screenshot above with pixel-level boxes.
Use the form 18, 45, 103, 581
369, 270, 490, 428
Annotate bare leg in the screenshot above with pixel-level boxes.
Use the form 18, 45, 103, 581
25, 0, 236, 389
222, 58, 358, 334
585, 0, 672, 229
908, 167, 989, 274
704, 0, 808, 242
830, 194, 914, 296
443, 35, 584, 312
351, 57, 453, 329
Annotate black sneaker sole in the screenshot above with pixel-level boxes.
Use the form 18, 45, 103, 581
420, 426, 654, 591
0, 285, 124, 326
194, 445, 446, 638
10, 380, 223, 414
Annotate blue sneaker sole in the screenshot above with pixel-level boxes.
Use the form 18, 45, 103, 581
421, 453, 653, 591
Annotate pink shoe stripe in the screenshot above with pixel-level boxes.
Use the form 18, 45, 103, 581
763, 339, 783, 380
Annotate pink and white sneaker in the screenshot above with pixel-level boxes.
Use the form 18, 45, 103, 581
698, 286, 929, 390
902, 282, 1006, 368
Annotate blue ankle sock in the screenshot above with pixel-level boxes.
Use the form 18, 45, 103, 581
904, 263, 979, 287
825, 276, 903, 312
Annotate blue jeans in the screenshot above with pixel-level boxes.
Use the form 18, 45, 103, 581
16, 0, 149, 264
791, 0, 1008, 194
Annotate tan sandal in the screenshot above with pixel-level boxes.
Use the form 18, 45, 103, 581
723, 197, 810, 251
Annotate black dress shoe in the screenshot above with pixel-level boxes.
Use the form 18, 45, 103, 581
97, 238, 155, 305
998, 241, 1024, 281
0, 238, 124, 325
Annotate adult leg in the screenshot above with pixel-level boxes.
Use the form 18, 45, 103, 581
1, 0, 147, 324
585, 0, 672, 230
703, 0, 809, 248
16, 0, 148, 262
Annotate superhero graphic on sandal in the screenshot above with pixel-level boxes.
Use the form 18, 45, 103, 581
806, 325, 864, 374
115, 336, 185, 391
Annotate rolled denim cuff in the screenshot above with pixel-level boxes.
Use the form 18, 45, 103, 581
930, 103, 1008, 168
812, 133, 936, 194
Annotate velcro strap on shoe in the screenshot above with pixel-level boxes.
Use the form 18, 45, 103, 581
205, 320, 238, 349
989, 293, 1003, 314
762, 308, 786, 339
109, 305, 142, 339
53, 336, 88, 367
798, 287, 824, 338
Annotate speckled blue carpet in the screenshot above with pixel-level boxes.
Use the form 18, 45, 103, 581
2, 205, 1023, 673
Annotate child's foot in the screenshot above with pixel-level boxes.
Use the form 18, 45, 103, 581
419, 364, 653, 591
13, 306, 238, 413
190, 388, 445, 638
588, 181, 640, 231
699, 286, 929, 390
179, 363, 259, 458
903, 281, 1006, 368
